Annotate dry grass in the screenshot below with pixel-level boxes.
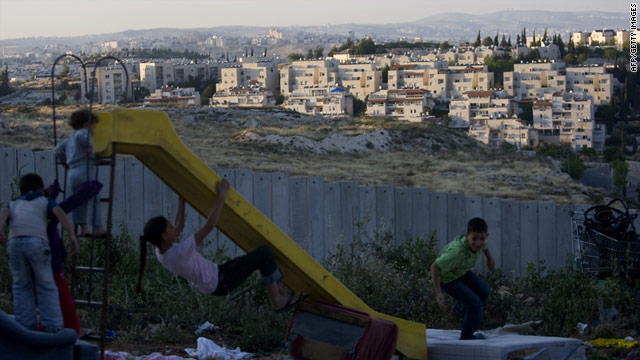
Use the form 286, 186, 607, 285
0, 104, 608, 205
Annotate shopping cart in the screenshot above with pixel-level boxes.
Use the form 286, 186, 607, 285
571, 210, 640, 278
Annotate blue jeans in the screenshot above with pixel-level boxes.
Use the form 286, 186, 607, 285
441, 270, 491, 340
7, 237, 63, 332
69, 166, 104, 228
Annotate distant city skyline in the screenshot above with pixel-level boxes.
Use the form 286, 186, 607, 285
0, 0, 628, 40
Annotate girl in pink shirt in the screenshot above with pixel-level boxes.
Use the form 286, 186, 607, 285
137, 179, 306, 312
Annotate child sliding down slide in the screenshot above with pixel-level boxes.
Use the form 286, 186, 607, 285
137, 179, 307, 312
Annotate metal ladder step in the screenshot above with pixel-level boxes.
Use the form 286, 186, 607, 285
74, 299, 103, 308
74, 266, 105, 273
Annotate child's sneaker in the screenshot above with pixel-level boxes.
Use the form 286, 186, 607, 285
472, 332, 486, 340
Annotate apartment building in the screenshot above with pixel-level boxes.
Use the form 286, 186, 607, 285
366, 89, 434, 122
533, 91, 604, 151
504, 61, 566, 100
590, 29, 616, 44
280, 59, 339, 95
448, 90, 513, 129
468, 118, 536, 148
219, 61, 279, 92
80, 64, 133, 105
572, 29, 632, 48
284, 87, 353, 117
211, 87, 275, 107
174, 62, 210, 84
387, 61, 447, 90
424, 65, 494, 102
334, 63, 382, 99
565, 65, 613, 105
139, 62, 175, 91
572, 32, 590, 46
143, 86, 200, 105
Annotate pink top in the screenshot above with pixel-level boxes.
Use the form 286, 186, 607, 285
155, 234, 219, 294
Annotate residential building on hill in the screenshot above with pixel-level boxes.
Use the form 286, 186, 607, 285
366, 89, 434, 122
210, 87, 275, 108
283, 87, 353, 117
143, 86, 200, 105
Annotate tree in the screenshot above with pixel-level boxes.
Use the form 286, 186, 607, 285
306, 49, 314, 59
59, 64, 70, 78
507, 36, 512, 48
493, 32, 499, 47
313, 47, 324, 59
500, 34, 508, 47
201, 84, 215, 100
562, 156, 586, 179
250, 47, 254, 57
484, 54, 514, 87
612, 159, 630, 195
482, 36, 494, 47
350, 37, 377, 55
274, 92, 285, 105
287, 53, 304, 62
516, 34, 521, 45
473, 31, 482, 47
327, 46, 337, 57
542, 27, 548, 43
0, 65, 12, 97
133, 86, 150, 103
522, 27, 527, 45
520, 101, 533, 125
380, 64, 389, 83
439, 41, 451, 51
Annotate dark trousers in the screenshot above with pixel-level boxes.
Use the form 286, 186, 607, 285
441, 270, 491, 340
212, 246, 282, 296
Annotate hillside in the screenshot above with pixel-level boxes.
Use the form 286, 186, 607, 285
0, 104, 607, 205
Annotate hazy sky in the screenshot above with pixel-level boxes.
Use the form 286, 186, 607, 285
0, 0, 628, 40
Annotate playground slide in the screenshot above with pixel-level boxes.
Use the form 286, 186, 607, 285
92, 108, 426, 360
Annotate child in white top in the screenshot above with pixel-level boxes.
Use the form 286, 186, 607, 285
137, 179, 306, 312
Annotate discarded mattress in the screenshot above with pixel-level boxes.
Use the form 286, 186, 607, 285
426, 329, 586, 360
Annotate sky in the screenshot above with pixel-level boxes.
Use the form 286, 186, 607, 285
0, 0, 628, 40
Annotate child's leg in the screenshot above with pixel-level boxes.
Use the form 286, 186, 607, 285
441, 275, 484, 340
53, 271, 81, 333
462, 271, 491, 303
213, 245, 282, 296
29, 238, 63, 332
69, 168, 89, 232
7, 238, 38, 330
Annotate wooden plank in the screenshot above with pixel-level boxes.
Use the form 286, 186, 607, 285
289, 177, 308, 251
429, 192, 448, 249
358, 185, 376, 243
0, 148, 17, 205
411, 188, 430, 241
375, 185, 395, 238
538, 202, 557, 271
307, 177, 325, 261
339, 182, 358, 248
271, 172, 290, 236
520, 201, 538, 275
556, 205, 574, 269
394, 188, 412, 245
482, 198, 502, 271
501, 199, 521, 277
323, 182, 341, 259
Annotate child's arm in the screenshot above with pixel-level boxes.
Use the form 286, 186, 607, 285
0, 208, 9, 243
430, 261, 447, 311
52, 206, 78, 255
193, 179, 230, 247
174, 197, 185, 236
484, 248, 496, 271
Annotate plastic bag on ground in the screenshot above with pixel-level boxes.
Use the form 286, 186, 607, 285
185, 337, 252, 360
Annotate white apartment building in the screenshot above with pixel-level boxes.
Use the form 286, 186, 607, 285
387, 61, 447, 90
572, 29, 632, 48
504, 61, 567, 100
81, 64, 133, 105
448, 90, 513, 129
565, 65, 613, 105
284, 87, 353, 117
425, 65, 494, 102
211, 87, 275, 108
572, 32, 590, 46
143, 87, 200, 105
334, 63, 382, 99
174, 62, 211, 85
219, 61, 279, 92
590, 29, 616, 45
139, 62, 175, 91
532, 91, 604, 151
280, 59, 340, 95
366, 89, 434, 122
468, 118, 536, 148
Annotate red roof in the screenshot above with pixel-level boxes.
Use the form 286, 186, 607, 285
390, 64, 417, 70
464, 90, 493, 97
389, 89, 425, 94
533, 102, 552, 108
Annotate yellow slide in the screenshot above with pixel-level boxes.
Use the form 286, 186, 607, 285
93, 108, 426, 360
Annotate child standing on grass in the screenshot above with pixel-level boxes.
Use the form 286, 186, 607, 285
0, 173, 78, 332
55, 108, 106, 237
430, 217, 496, 340
137, 178, 307, 312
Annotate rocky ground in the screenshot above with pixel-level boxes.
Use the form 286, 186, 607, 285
0, 102, 609, 205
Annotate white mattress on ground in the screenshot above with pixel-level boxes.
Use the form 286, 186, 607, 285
426, 329, 586, 360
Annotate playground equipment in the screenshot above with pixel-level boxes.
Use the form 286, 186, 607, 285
91, 108, 427, 360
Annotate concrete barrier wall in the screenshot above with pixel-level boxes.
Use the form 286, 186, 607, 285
3, 148, 636, 275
